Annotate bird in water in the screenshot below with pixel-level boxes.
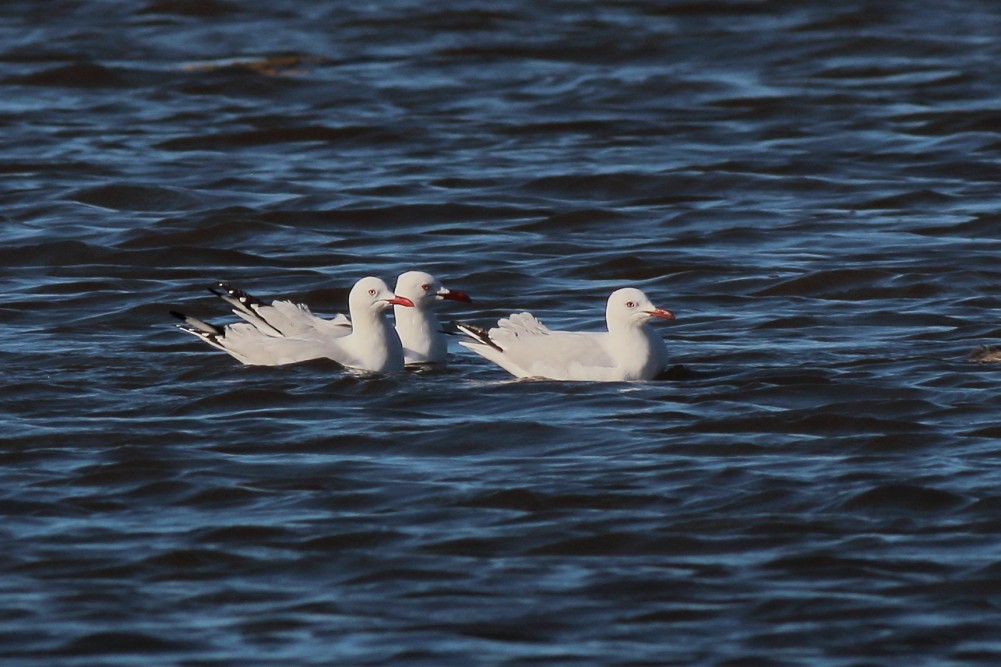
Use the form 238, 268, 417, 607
456, 287, 675, 381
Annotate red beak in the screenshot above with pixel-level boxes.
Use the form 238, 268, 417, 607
646, 307, 675, 320
388, 295, 415, 308
438, 288, 471, 303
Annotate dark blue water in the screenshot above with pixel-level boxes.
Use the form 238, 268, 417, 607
5, 1, 1001, 664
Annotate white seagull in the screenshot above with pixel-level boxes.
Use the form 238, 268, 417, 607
456, 287, 675, 381
392, 270, 471, 365
172, 271, 470, 368
173, 276, 413, 373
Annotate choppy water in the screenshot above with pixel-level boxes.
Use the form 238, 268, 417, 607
5, 1, 1001, 664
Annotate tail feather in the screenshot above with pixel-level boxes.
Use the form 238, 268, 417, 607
454, 321, 503, 351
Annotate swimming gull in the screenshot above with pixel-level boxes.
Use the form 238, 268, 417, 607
456, 287, 674, 381
173, 276, 413, 373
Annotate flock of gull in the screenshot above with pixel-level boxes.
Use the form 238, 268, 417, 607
172, 272, 676, 382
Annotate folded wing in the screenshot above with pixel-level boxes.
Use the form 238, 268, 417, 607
459, 312, 615, 380
212, 282, 351, 340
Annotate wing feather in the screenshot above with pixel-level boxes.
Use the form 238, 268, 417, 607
461, 312, 615, 380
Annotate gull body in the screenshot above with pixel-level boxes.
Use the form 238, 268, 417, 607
457, 287, 674, 382
173, 276, 412, 373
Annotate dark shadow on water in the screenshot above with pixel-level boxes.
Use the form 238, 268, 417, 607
656, 363, 699, 381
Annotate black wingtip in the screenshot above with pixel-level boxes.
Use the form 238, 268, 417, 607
171, 310, 225, 336
454, 321, 503, 352
209, 281, 265, 309
207, 280, 230, 298
178, 325, 223, 345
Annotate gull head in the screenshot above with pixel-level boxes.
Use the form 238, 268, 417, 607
606, 287, 675, 328
351, 276, 414, 314
395, 270, 471, 310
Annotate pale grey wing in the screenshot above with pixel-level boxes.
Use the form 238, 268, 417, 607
499, 331, 616, 379
176, 317, 360, 367
236, 300, 352, 340
211, 282, 351, 340
209, 323, 316, 365
494, 312, 553, 337
483, 313, 615, 379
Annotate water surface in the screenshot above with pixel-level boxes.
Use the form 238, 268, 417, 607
4, 1, 1001, 664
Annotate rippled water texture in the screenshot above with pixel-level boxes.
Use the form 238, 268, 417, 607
5, 1, 1001, 664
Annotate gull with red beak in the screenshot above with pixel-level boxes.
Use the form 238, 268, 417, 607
456, 287, 675, 381
172, 272, 472, 370
393, 270, 472, 365
173, 276, 413, 373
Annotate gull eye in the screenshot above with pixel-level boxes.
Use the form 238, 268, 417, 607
368, 288, 377, 296
421, 283, 431, 291
626, 301, 637, 308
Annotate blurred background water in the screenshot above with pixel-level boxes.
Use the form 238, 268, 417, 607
4, 0, 1001, 664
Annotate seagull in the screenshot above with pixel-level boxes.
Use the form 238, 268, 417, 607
172, 276, 413, 373
456, 287, 675, 381
172, 271, 470, 368
392, 270, 471, 365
